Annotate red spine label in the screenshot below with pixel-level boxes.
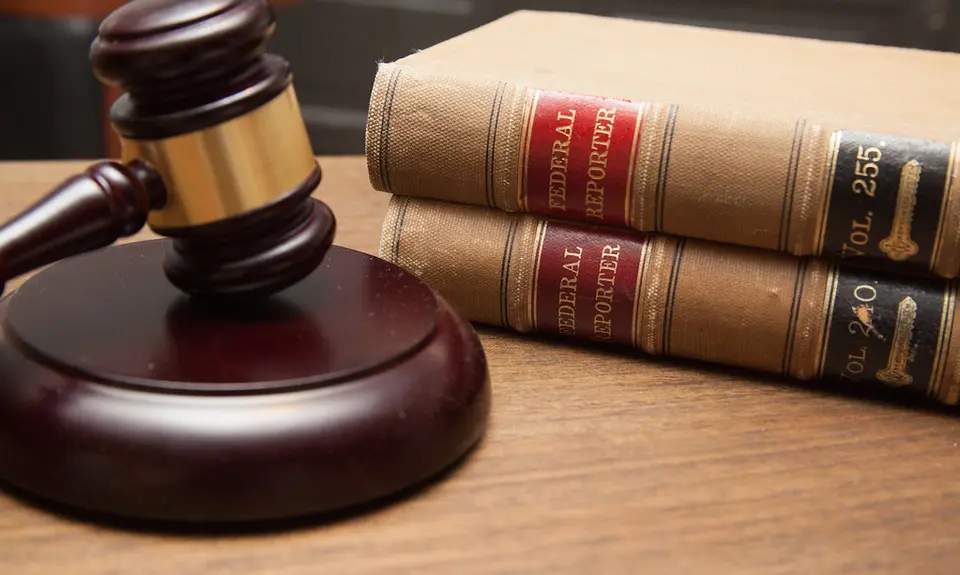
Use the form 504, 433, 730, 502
532, 221, 647, 347
520, 89, 645, 227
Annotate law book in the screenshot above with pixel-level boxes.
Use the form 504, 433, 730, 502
365, 10, 960, 280
379, 195, 960, 406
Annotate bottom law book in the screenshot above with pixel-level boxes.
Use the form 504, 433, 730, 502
379, 195, 960, 406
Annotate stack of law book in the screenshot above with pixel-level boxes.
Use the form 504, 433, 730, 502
362, 10, 960, 406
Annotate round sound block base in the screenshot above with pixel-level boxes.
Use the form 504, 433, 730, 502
0, 240, 490, 524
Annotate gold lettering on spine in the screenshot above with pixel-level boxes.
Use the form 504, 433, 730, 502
839, 144, 883, 260
592, 244, 620, 340
878, 160, 922, 261
585, 108, 617, 219
557, 246, 583, 334
548, 110, 576, 212
876, 296, 918, 386
828, 283, 881, 384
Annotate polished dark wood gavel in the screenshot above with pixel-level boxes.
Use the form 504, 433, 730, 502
0, 0, 333, 299
0, 0, 489, 527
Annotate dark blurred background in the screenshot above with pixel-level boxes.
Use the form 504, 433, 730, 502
0, 0, 955, 161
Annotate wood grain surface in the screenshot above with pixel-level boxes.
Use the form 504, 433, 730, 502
1, 157, 959, 575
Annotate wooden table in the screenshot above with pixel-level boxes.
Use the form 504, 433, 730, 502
1, 157, 959, 574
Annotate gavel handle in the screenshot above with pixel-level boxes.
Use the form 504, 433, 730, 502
0, 159, 167, 294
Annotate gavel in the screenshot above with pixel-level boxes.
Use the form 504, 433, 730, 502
0, 0, 490, 526
0, 0, 334, 298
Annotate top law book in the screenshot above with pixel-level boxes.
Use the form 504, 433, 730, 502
365, 10, 960, 279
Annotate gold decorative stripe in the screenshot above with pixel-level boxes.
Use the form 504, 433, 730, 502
653, 105, 680, 233
660, 238, 686, 355
623, 103, 646, 228
815, 265, 840, 378
814, 131, 842, 255
778, 119, 806, 252
530, 219, 549, 331
516, 88, 540, 213
781, 258, 808, 375
928, 281, 955, 397
484, 81, 508, 208
122, 85, 317, 229
941, 284, 957, 397
498, 219, 520, 327
930, 142, 958, 271
630, 234, 652, 349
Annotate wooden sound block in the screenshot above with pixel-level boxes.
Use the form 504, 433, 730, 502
0, 239, 490, 524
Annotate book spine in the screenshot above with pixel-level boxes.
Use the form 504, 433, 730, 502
379, 195, 960, 406
366, 63, 960, 279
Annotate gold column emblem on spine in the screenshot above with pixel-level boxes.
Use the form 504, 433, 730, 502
878, 160, 922, 261
876, 296, 917, 387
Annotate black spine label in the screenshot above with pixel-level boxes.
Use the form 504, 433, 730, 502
820, 265, 955, 399
820, 131, 953, 275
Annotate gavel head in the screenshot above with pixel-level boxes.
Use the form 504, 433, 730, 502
89, 0, 335, 299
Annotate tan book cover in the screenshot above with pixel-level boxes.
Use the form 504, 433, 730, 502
380, 195, 960, 406
366, 10, 960, 279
